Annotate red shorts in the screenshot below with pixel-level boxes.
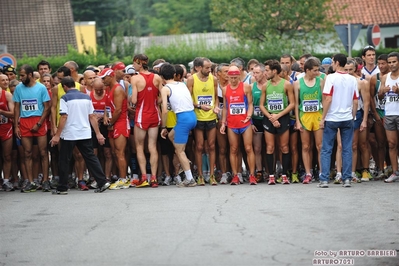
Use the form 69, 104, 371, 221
108, 121, 129, 139
0, 124, 13, 141
135, 120, 160, 131
19, 117, 47, 137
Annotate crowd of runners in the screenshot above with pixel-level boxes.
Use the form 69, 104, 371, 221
0, 45, 398, 194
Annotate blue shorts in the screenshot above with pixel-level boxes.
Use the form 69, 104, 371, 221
231, 124, 250, 135
354, 109, 363, 130
175, 111, 197, 144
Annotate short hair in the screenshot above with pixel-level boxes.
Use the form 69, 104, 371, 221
377, 54, 388, 62
57, 66, 71, 77
264, 59, 281, 74
9, 79, 20, 87
247, 59, 259, 70
61, 76, 75, 88
230, 57, 245, 69
299, 53, 312, 60
304, 58, 320, 72
193, 57, 210, 68
173, 64, 184, 79
280, 54, 293, 63
388, 52, 399, 61
133, 54, 149, 70
346, 58, 357, 69
362, 45, 375, 57
252, 63, 265, 72
19, 64, 34, 76
354, 57, 363, 66
216, 63, 229, 72
291, 62, 301, 72
333, 54, 347, 67
64, 61, 79, 72
159, 63, 176, 80
37, 60, 51, 71
152, 58, 165, 68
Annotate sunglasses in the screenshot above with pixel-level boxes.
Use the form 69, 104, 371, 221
363, 45, 375, 51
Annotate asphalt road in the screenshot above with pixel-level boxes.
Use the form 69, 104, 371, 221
1, 180, 398, 266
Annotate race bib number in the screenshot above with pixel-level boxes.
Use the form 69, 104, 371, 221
302, 100, 319, 112
254, 106, 263, 117
105, 107, 112, 118
229, 103, 245, 115
268, 99, 283, 111
197, 95, 213, 106
386, 92, 399, 103
22, 99, 38, 112
93, 109, 104, 116
0, 115, 8, 124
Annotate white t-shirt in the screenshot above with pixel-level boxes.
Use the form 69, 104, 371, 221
323, 71, 359, 121
59, 89, 94, 140
384, 72, 399, 116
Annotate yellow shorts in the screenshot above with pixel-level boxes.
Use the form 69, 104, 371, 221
300, 111, 322, 131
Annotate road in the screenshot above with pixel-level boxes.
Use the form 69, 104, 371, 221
1, 181, 398, 266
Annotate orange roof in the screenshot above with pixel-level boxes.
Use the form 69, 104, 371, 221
330, 0, 399, 26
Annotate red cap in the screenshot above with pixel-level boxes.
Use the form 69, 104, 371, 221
98, 68, 115, 78
112, 62, 126, 71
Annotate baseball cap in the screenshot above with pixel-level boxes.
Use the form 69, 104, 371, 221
124, 64, 136, 74
321, 57, 332, 65
98, 68, 114, 78
112, 62, 126, 71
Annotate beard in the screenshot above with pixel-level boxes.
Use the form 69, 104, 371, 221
22, 77, 30, 86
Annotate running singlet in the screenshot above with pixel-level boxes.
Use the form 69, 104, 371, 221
299, 76, 322, 113
384, 73, 399, 116
225, 82, 250, 129
192, 73, 217, 121
0, 89, 12, 125
374, 73, 385, 118
90, 90, 107, 118
135, 73, 160, 125
265, 79, 287, 114
252, 82, 263, 120
106, 83, 128, 124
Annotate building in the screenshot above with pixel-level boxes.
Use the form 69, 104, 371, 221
0, 0, 77, 58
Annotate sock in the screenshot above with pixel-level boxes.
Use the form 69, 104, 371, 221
3, 178, 9, 183
184, 170, 194, 181
282, 153, 290, 175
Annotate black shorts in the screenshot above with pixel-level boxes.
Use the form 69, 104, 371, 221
195, 119, 217, 131
92, 124, 110, 148
252, 119, 264, 132
263, 114, 290, 135
159, 128, 174, 156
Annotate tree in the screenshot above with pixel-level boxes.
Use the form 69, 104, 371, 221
148, 0, 219, 35
210, 0, 342, 54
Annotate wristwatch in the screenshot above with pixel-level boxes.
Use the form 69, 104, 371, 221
36, 122, 42, 127
197, 104, 201, 109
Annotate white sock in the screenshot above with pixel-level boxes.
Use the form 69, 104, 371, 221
184, 170, 194, 181
4, 179, 9, 183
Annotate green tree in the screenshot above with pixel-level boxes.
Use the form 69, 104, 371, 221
210, 0, 342, 54
148, 0, 219, 35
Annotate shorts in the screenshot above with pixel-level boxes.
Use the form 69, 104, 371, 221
252, 119, 264, 133
195, 119, 217, 131
231, 124, 250, 135
19, 116, 47, 137
159, 128, 174, 155
384, 115, 399, 131
353, 109, 363, 130
175, 111, 197, 144
135, 119, 160, 131
108, 121, 129, 139
299, 111, 322, 131
263, 114, 290, 135
93, 124, 110, 148
0, 124, 13, 141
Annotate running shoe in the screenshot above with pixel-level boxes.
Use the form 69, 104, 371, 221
135, 179, 150, 188
21, 182, 37, 193
361, 170, 371, 182
150, 176, 158, 188
384, 174, 399, 183
249, 174, 257, 185
333, 173, 342, 184
52, 190, 68, 195
197, 176, 205, 186
342, 179, 351, 187
317, 181, 329, 188
302, 174, 312, 184
230, 175, 240, 185
78, 180, 89, 191
291, 172, 299, 183
255, 171, 263, 183
94, 182, 111, 193
219, 173, 228, 184
209, 174, 217, 186
282, 175, 290, 184
276, 176, 282, 184
268, 175, 276, 185
177, 178, 197, 187
237, 173, 244, 184
163, 176, 172, 186
2, 181, 14, 192
42, 181, 51, 192
130, 178, 140, 187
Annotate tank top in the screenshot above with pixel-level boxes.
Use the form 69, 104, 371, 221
299, 76, 322, 113
135, 73, 160, 124
90, 90, 107, 117
0, 89, 12, 126
384, 72, 399, 116
192, 73, 217, 121
374, 73, 385, 114
225, 82, 250, 129
107, 83, 128, 123
266, 79, 288, 114
252, 82, 264, 120
165, 82, 193, 128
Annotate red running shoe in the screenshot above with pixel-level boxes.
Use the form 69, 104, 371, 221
78, 180, 89, 191
230, 175, 240, 185
150, 176, 158, 188
249, 174, 257, 185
